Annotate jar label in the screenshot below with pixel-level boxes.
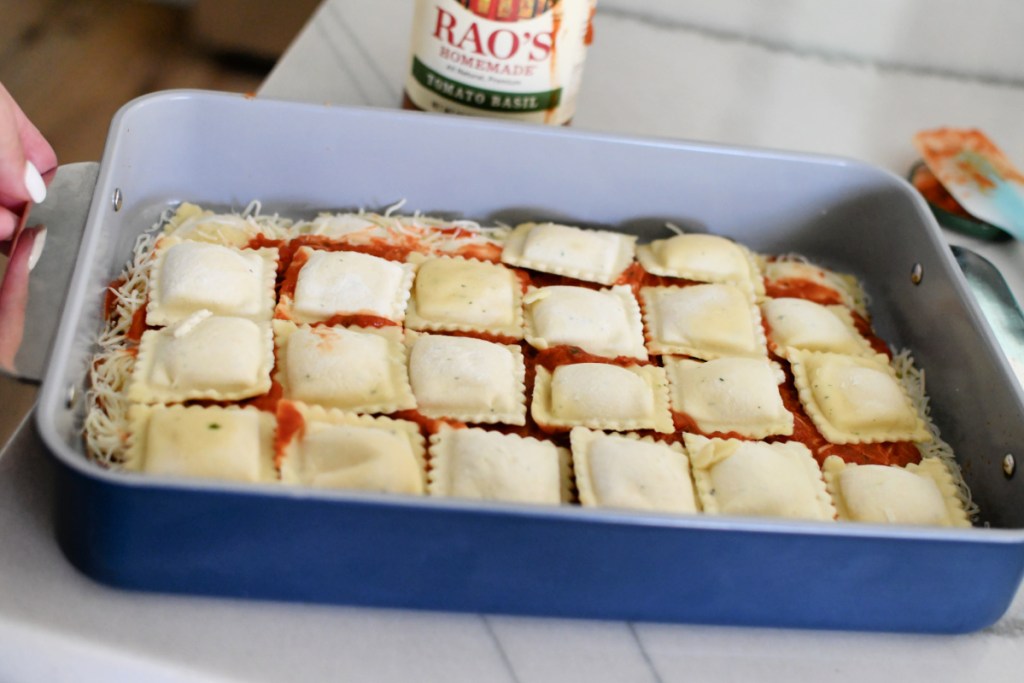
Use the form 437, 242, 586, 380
405, 0, 595, 124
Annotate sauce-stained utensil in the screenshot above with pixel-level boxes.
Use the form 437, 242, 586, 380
914, 128, 1024, 240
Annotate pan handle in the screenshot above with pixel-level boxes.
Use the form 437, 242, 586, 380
0, 162, 100, 383
951, 245, 1024, 385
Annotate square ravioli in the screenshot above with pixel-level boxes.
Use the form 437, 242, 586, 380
822, 455, 970, 527
789, 349, 931, 444
406, 332, 526, 425
571, 427, 699, 514
500, 222, 636, 285
277, 402, 426, 494
763, 258, 867, 316
129, 313, 274, 403
524, 285, 647, 359
405, 255, 523, 338
126, 404, 276, 483
641, 284, 767, 359
532, 362, 673, 433
635, 233, 764, 297
283, 246, 414, 324
685, 434, 835, 521
160, 202, 290, 247
428, 426, 571, 505
665, 357, 793, 438
147, 237, 278, 326
274, 321, 415, 414
761, 297, 876, 359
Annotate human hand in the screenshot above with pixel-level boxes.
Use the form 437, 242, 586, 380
0, 81, 57, 245
0, 82, 56, 372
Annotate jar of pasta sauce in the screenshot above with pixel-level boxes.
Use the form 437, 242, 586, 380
402, 0, 596, 125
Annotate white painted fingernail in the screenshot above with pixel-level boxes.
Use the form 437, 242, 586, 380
24, 160, 46, 204
28, 227, 46, 271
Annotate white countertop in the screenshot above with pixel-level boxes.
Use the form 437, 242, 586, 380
2, 1, 1024, 680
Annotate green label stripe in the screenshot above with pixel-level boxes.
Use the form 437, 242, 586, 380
412, 57, 561, 113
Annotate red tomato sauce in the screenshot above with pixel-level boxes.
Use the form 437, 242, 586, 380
850, 310, 891, 358
273, 399, 305, 465
670, 411, 752, 442
277, 248, 311, 301
103, 277, 126, 319
177, 230, 919, 473
769, 379, 921, 467
243, 378, 283, 414
453, 242, 502, 263
764, 278, 844, 306
391, 409, 466, 436
532, 346, 651, 372
437, 328, 520, 346
317, 314, 399, 329
526, 272, 604, 291
126, 303, 149, 343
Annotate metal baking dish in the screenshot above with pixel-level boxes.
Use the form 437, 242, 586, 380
34, 90, 1024, 633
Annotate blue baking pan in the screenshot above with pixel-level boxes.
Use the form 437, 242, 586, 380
35, 91, 1024, 633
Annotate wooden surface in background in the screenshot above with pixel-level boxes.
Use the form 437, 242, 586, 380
0, 0, 275, 442
0, 0, 270, 165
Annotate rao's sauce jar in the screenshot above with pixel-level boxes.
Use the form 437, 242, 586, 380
403, 0, 596, 125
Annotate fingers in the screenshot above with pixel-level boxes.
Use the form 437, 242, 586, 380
10, 90, 57, 176
0, 85, 29, 208
0, 205, 16, 244
0, 82, 57, 209
0, 225, 38, 372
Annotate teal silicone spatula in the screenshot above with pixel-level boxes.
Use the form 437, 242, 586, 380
913, 128, 1024, 240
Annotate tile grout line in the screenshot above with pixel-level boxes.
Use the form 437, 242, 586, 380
481, 615, 524, 683
600, 6, 1024, 91
327, 3, 403, 104
627, 622, 665, 683
314, 8, 376, 105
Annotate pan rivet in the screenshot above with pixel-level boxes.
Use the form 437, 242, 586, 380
1004, 454, 1016, 478
112, 188, 123, 212
910, 263, 923, 285
65, 385, 77, 409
